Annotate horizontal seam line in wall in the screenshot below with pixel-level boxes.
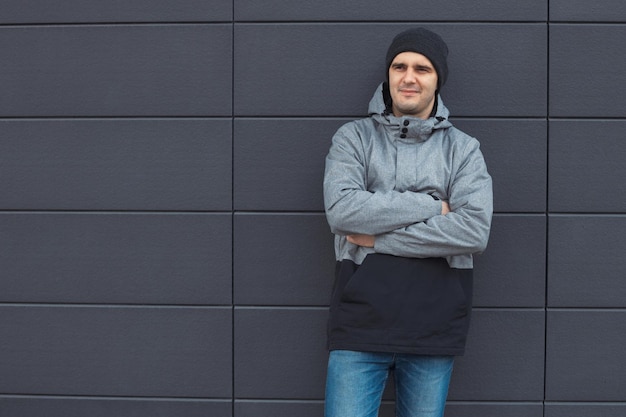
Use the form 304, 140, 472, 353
453, 116, 548, 121
547, 117, 626, 121
0, 303, 234, 308
547, 308, 626, 312
5, 306, 613, 311
0, 304, 334, 309
235, 399, 551, 404
0, 116, 233, 120
230, 115, 554, 119
0, 211, 326, 215
235, 398, 330, 404
232, 20, 626, 26
232, 115, 550, 120
543, 401, 626, 405
548, 213, 626, 217
0, 117, 624, 121
492, 212, 546, 215
0, 22, 232, 28
549, 21, 626, 25
2, 212, 624, 216
4, 305, 625, 311
234, 20, 551, 24
0, 21, 550, 27
472, 307, 545, 312
456, 116, 626, 121
234, 397, 327, 402
2, 396, 623, 406
233, 211, 324, 215
492, 212, 626, 216
0, 394, 232, 401
474, 308, 626, 312
1, 20, 623, 28
492, 213, 547, 216
0, 210, 234, 214
234, 306, 328, 310
445, 400, 544, 405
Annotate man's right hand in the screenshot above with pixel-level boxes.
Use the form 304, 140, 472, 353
441, 201, 451, 215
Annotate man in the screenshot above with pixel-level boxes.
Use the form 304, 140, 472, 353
323, 28, 493, 417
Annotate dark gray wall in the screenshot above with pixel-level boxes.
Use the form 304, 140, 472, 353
1, 1, 625, 416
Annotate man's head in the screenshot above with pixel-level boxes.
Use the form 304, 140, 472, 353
385, 28, 449, 90
384, 28, 449, 119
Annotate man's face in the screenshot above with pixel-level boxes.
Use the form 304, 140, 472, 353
388, 52, 439, 119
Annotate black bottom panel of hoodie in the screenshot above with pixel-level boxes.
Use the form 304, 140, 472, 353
328, 253, 473, 356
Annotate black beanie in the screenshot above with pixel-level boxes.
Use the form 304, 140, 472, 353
385, 28, 449, 90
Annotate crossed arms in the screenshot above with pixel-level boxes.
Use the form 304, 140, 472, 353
323, 128, 492, 259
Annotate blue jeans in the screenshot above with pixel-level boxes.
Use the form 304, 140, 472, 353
325, 350, 454, 417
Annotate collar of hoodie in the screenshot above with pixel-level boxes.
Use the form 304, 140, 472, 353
367, 82, 452, 141
374, 111, 450, 142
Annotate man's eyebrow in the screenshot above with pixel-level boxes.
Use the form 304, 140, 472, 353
391, 61, 433, 70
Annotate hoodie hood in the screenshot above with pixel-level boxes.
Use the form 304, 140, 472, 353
367, 82, 452, 141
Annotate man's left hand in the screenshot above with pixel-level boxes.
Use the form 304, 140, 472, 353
346, 234, 375, 248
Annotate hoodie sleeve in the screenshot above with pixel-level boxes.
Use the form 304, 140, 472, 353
374, 138, 493, 258
324, 124, 442, 236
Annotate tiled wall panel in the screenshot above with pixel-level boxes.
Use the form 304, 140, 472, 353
473, 215, 546, 308
235, 0, 546, 21
548, 216, 626, 307
0, 306, 232, 397
234, 214, 334, 306
0, 0, 233, 23
446, 403, 544, 417
550, 25, 626, 117
550, 0, 626, 21
0, 213, 231, 304
545, 403, 626, 417
546, 311, 626, 401
448, 310, 545, 401
234, 308, 328, 399
452, 119, 547, 213
234, 118, 346, 211
0, 119, 232, 211
235, 401, 322, 417
234, 401, 546, 417
0, 25, 232, 116
234, 24, 546, 117
0, 397, 231, 417
549, 120, 626, 213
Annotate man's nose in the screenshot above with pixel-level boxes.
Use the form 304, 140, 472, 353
403, 69, 417, 83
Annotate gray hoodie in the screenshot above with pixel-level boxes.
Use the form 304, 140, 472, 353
324, 83, 493, 269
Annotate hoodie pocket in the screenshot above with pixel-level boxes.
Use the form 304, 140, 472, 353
336, 254, 471, 337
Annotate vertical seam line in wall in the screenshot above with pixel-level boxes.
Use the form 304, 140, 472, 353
544, 2, 550, 416
231, 3, 236, 414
